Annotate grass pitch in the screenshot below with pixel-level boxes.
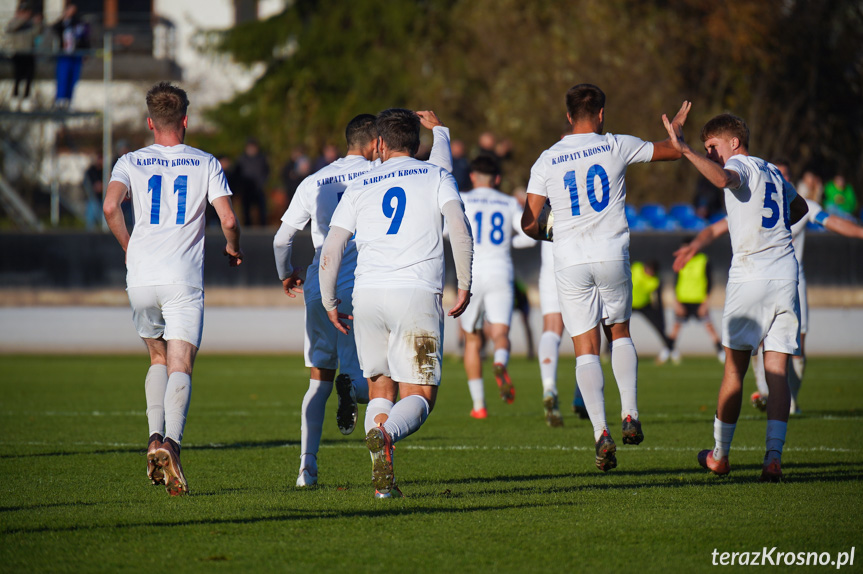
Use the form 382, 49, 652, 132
1, 353, 861, 572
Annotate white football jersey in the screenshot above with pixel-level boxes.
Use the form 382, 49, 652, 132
791, 198, 829, 272
282, 155, 374, 300
723, 155, 798, 283
329, 156, 462, 293
526, 132, 654, 270
461, 186, 530, 281
111, 144, 231, 290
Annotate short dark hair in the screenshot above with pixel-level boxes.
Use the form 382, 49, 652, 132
566, 84, 605, 122
700, 113, 750, 150
146, 82, 189, 130
469, 154, 501, 178
345, 114, 377, 148
375, 108, 420, 156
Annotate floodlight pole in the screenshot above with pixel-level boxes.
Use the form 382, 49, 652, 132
101, 31, 113, 232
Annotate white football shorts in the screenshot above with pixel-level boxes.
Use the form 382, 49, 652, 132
539, 255, 560, 316
798, 274, 809, 335
722, 279, 800, 355
303, 290, 362, 381
352, 287, 443, 386
459, 274, 513, 332
127, 284, 204, 348
555, 260, 632, 337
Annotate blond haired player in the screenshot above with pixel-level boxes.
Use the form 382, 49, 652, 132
522, 83, 690, 472
665, 112, 808, 482
104, 82, 243, 495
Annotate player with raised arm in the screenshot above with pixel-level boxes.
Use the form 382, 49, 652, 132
522, 83, 690, 471
319, 108, 473, 498
663, 112, 808, 482
675, 160, 863, 417
457, 155, 535, 419
103, 82, 243, 496
273, 111, 453, 487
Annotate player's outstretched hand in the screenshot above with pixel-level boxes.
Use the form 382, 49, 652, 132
672, 243, 697, 272
662, 101, 691, 154
448, 289, 471, 318
417, 110, 444, 129
282, 269, 304, 298
225, 247, 244, 267
327, 300, 354, 335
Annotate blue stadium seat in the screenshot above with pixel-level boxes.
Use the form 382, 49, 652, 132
708, 212, 727, 224
678, 216, 707, 231
668, 203, 697, 222
625, 203, 638, 220
627, 213, 649, 231
639, 203, 666, 226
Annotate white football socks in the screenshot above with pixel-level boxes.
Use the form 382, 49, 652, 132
365, 398, 394, 435
493, 348, 509, 367
575, 354, 606, 441
610, 337, 639, 420
300, 379, 333, 463
538, 331, 561, 393
713, 416, 736, 460
164, 372, 191, 445
144, 364, 168, 438
765, 419, 787, 464
467, 378, 485, 411
752, 346, 770, 397
383, 395, 430, 443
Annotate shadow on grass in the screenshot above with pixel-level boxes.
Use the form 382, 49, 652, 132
0, 501, 100, 513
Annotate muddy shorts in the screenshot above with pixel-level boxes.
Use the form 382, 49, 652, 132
352, 287, 443, 386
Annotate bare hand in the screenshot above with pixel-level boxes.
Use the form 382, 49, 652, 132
225, 246, 244, 267
662, 100, 691, 154
672, 244, 696, 272
448, 289, 471, 318
282, 268, 304, 298
326, 300, 353, 335
416, 110, 444, 129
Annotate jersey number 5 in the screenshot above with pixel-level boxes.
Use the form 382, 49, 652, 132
382, 187, 406, 234
148, 175, 188, 225
563, 164, 611, 216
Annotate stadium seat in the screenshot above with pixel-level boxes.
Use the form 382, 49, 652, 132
668, 203, 697, 222
625, 203, 638, 220
627, 214, 649, 231
639, 203, 666, 226
708, 212, 727, 224
678, 216, 707, 231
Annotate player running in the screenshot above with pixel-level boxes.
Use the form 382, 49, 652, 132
320, 108, 473, 498
522, 83, 691, 471
273, 111, 453, 488
457, 155, 534, 418
664, 111, 808, 482
103, 82, 243, 496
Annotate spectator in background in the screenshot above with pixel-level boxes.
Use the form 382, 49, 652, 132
823, 173, 858, 220
693, 175, 724, 221
234, 138, 270, 226
52, 3, 89, 109
450, 139, 471, 190
6, 2, 41, 111
312, 143, 339, 172
477, 131, 496, 158
797, 167, 823, 205
83, 152, 103, 229
206, 157, 241, 227
630, 260, 675, 364
280, 154, 311, 207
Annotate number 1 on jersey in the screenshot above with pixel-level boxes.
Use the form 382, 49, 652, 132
147, 174, 188, 225
382, 187, 406, 234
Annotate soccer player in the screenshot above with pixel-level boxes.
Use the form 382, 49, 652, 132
457, 155, 534, 419
663, 240, 725, 364
319, 108, 473, 498
103, 82, 243, 496
677, 161, 863, 416
273, 111, 453, 487
663, 111, 808, 481
630, 260, 676, 363
522, 84, 691, 471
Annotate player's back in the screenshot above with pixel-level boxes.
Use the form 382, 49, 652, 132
791, 198, 829, 271
723, 155, 798, 283
117, 144, 230, 290
527, 132, 654, 269
461, 186, 520, 278
336, 156, 460, 293
286, 155, 376, 298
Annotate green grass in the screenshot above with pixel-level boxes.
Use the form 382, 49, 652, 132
1, 354, 861, 573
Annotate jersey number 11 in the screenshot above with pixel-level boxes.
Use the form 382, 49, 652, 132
148, 175, 188, 225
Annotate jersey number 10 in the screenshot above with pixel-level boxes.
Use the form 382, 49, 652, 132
563, 164, 611, 216
148, 175, 188, 225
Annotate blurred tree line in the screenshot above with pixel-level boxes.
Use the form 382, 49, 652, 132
193, 0, 863, 204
